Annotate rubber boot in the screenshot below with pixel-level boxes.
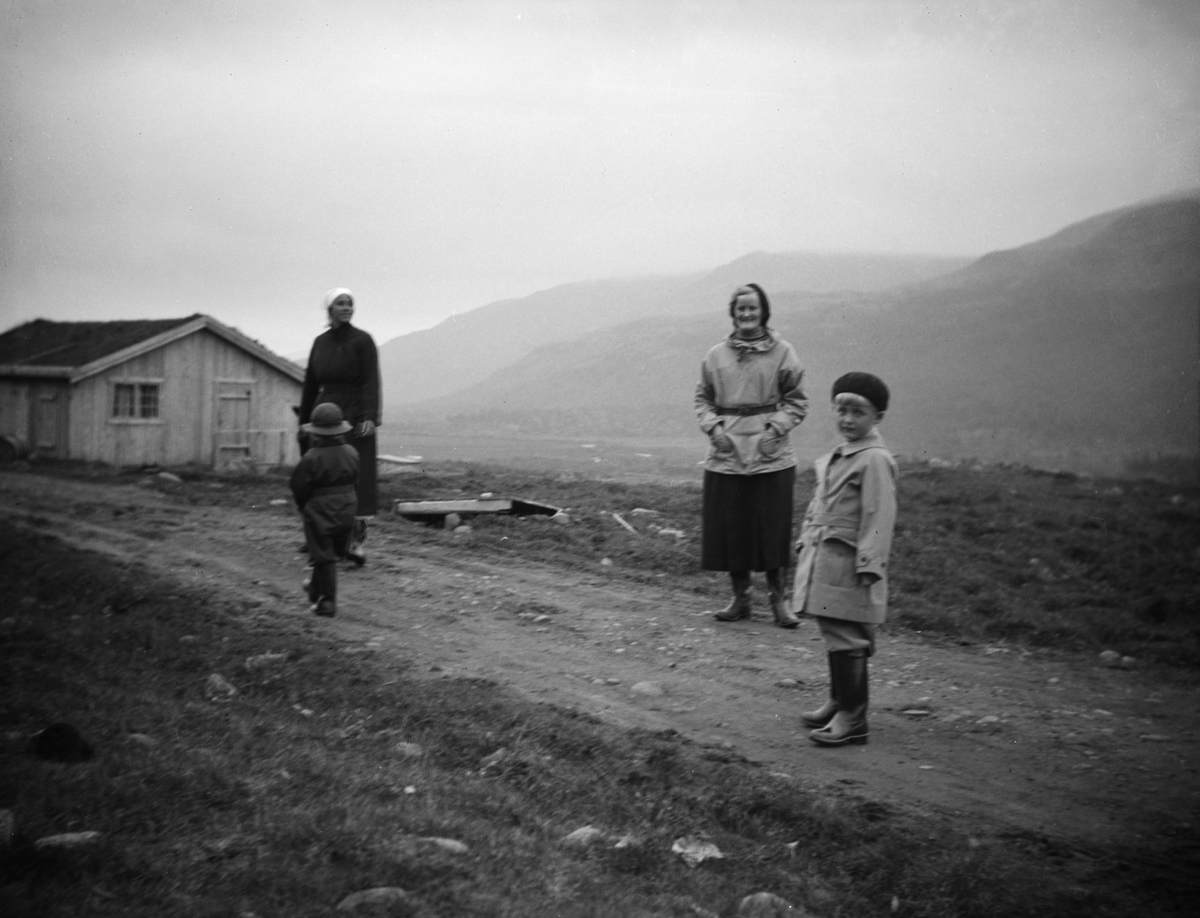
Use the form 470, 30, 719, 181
810, 650, 869, 746
713, 571, 752, 621
347, 517, 367, 567
310, 562, 337, 617
800, 654, 839, 728
767, 567, 799, 629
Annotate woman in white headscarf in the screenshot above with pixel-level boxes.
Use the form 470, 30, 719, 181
298, 288, 382, 565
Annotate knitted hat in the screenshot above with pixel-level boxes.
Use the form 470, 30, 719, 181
728, 283, 771, 326
831, 372, 889, 412
303, 402, 353, 436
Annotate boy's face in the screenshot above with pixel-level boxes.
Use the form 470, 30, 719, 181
833, 395, 883, 442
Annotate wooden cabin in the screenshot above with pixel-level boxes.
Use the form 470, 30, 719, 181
0, 314, 305, 469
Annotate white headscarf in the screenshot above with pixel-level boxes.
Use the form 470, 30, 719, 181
322, 287, 354, 310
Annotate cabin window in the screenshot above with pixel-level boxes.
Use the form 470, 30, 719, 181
138, 385, 159, 418
113, 383, 160, 419
113, 384, 135, 417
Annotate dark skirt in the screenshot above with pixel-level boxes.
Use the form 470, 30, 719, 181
701, 466, 795, 572
348, 432, 377, 516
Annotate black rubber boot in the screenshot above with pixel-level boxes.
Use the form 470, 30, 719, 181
800, 654, 839, 728
766, 567, 799, 628
810, 650, 869, 746
714, 571, 752, 621
310, 562, 337, 616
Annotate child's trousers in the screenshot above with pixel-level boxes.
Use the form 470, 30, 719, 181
304, 515, 353, 605
816, 616, 877, 656
310, 561, 338, 604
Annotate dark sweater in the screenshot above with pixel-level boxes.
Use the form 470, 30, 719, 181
299, 323, 381, 427
289, 440, 360, 511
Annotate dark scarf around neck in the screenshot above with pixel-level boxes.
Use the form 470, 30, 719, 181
726, 326, 775, 360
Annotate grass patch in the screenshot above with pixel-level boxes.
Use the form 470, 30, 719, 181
379, 459, 1200, 666
2, 515, 1191, 916
21, 456, 1200, 664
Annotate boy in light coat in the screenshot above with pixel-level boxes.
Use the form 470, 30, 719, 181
791, 372, 897, 746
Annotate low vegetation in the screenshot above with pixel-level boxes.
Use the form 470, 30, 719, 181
380, 458, 1200, 667
2, 457, 1198, 916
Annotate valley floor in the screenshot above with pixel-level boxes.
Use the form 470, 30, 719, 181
2, 467, 1197, 865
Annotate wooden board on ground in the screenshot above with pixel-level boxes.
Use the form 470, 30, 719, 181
393, 497, 562, 523
377, 454, 424, 477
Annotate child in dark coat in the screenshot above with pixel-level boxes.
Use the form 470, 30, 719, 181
290, 402, 360, 617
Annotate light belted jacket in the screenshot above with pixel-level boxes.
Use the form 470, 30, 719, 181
694, 331, 808, 475
791, 430, 898, 624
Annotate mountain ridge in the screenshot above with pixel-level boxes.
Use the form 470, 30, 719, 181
378, 251, 969, 406
394, 194, 1200, 477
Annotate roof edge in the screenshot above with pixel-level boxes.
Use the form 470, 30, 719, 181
195, 317, 307, 383
69, 316, 306, 384
0, 365, 73, 379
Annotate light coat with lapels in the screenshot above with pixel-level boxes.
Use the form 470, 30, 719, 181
791, 429, 898, 623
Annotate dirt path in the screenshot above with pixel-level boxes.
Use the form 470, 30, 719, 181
3, 470, 1197, 856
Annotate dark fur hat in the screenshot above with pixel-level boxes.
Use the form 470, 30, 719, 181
832, 372, 890, 412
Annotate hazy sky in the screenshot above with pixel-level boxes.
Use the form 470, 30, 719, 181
2, 0, 1197, 357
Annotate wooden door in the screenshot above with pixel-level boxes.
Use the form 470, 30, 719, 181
33, 387, 62, 457
214, 383, 252, 467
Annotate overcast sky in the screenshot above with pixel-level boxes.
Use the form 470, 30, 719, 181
2, 0, 1197, 357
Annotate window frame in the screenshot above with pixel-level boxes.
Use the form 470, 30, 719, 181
109, 378, 164, 424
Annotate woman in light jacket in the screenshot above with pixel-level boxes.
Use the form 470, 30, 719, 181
694, 284, 808, 626
298, 288, 381, 565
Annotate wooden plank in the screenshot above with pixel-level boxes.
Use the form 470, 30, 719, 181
510, 499, 563, 517
394, 499, 515, 516
612, 512, 639, 535
393, 497, 564, 522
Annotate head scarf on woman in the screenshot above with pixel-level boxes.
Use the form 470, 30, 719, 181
322, 287, 354, 310
728, 283, 771, 326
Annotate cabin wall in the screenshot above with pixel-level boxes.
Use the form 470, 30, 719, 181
69, 330, 303, 467
0, 378, 34, 442
0, 377, 70, 458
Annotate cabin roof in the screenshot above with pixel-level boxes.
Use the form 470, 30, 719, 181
0, 315, 304, 384
0, 317, 199, 368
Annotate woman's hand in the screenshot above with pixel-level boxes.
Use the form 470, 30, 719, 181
357, 420, 376, 438
710, 429, 733, 452
760, 423, 784, 457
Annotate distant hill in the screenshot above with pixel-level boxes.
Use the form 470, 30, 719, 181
878, 194, 1200, 470
378, 252, 968, 406
397, 194, 1200, 478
